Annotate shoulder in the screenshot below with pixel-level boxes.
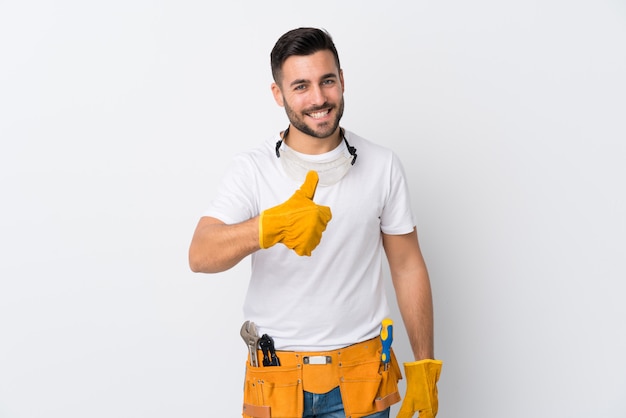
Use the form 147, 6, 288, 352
344, 130, 391, 152
343, 129, 402, 168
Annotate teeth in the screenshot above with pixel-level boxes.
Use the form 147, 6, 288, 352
309, 110, 329, 119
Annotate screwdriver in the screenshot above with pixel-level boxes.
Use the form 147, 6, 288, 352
380, 318, 393, 371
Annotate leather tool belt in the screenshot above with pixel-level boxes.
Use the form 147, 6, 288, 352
242, 336, 402, 418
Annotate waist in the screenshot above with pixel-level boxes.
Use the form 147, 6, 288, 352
250, 320, 384, 351
253, 337, 382, 393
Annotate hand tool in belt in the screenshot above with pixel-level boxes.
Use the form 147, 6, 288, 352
240, 321, 261, 367
380, 318, 393, 371
259, 334, 281, 366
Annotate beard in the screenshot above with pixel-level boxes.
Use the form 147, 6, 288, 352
283, 96, 345, 139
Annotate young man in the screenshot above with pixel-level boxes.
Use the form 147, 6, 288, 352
189, 27, 442, 418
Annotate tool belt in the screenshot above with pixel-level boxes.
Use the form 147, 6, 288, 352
242, 337, 402, 418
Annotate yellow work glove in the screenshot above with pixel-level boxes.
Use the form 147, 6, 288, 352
259, 170, 332, 256
397, 359, 443, 418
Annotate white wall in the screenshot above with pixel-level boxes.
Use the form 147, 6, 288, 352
1, 1, 625, 417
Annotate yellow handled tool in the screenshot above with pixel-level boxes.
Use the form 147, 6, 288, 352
380, 318, 393, 370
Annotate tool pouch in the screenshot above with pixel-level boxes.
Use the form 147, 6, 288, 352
338, 346, 402, 417
242, 363, 303, 418
374, 349, 402, 411
241, 338, 401, 418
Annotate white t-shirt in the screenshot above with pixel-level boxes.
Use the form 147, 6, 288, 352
204, 130, 415, 351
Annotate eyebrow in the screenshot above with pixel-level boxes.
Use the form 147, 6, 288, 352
289, 73, 338, 87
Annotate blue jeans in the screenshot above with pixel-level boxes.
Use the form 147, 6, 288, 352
303, 386, 390, 418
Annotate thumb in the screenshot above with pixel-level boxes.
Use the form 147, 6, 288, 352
299, 170, 319, 200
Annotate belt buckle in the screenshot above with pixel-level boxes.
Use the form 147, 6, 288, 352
303, 355, 332, 365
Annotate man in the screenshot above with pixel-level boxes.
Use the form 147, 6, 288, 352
189, 27, 442, 418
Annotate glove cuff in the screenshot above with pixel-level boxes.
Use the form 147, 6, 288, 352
404, 359, 443, 368
258, 212, 267, 249
258, 211, 283, 249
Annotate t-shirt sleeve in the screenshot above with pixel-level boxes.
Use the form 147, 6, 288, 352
202, 154, 259, 224
380, 152, 416, 235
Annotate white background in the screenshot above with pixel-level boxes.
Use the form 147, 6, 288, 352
1, 1, 625, 417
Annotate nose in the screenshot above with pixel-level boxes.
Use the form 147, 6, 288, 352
309, 84, 326, 106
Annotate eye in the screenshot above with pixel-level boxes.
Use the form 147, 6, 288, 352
293, 84, 307, 91
322, 79, 335, 86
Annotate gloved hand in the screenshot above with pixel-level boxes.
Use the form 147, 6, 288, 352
259, 170, 332, 256
397, 359, 443, 418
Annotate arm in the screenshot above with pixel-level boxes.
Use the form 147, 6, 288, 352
188, 216, 260, 274
386, 228, 443, 418
189, 171, 331, 274
383, 228, 434, 360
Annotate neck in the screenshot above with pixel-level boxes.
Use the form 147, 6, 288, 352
283, 125, 343, 155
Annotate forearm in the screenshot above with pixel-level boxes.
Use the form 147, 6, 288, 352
393, 266, 435, 360
383, 230, 435, 360
188, 216, 260, 273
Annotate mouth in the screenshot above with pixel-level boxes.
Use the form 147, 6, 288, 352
306, 108, 332, 120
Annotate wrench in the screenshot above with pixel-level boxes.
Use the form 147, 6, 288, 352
240, 320, 260, 367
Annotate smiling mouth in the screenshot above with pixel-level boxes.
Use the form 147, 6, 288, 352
307, 109, 331, 119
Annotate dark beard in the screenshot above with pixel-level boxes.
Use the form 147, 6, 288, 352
283, 97, 345, 139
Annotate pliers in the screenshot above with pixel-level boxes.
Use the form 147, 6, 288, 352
259, 334, 281, 367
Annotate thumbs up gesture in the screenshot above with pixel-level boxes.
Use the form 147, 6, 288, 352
259, 171, 332, 256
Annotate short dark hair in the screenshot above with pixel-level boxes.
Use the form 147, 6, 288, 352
270, 27, 341, 84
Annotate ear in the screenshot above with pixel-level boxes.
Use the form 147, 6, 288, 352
339, 69, 345, 93
271, 82, 284, 107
